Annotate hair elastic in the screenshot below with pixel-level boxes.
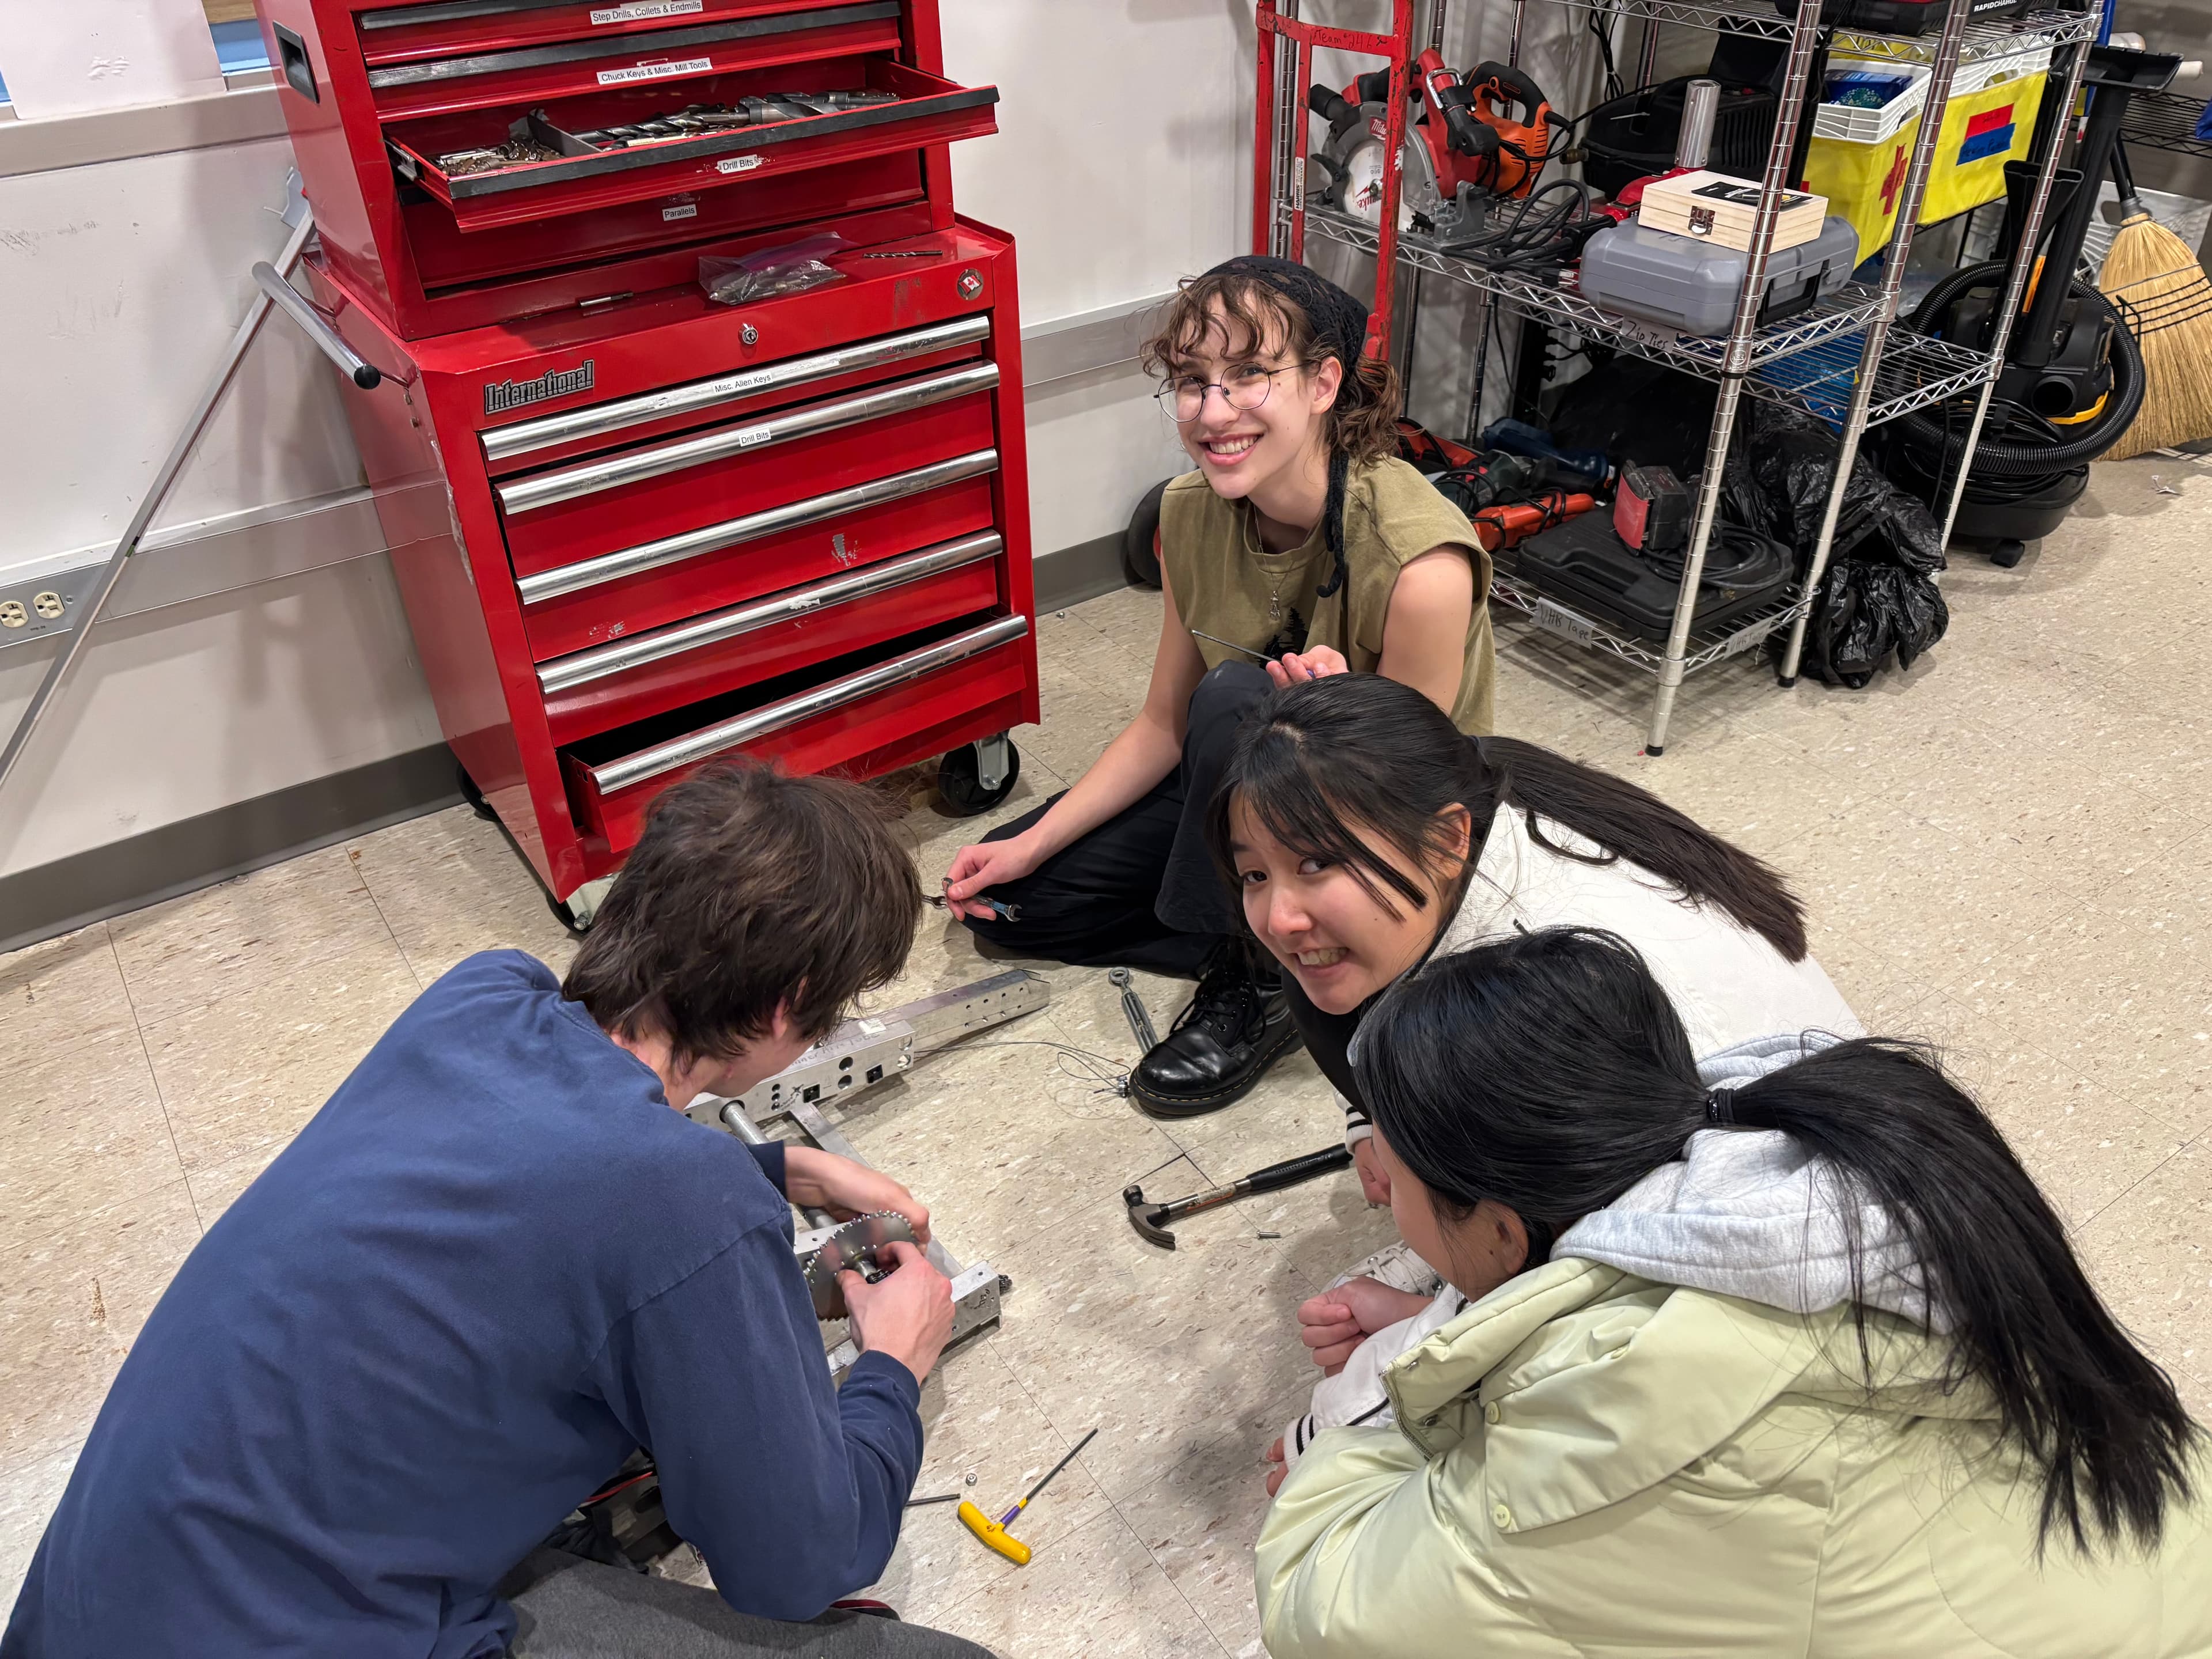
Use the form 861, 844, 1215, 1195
1703, 1088, 1738, 1127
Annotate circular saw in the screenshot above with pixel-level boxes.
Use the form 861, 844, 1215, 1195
803, 1211, 918, 1321
1308, 53, 1555, 245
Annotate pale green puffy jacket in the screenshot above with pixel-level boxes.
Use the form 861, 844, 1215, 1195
1256, 1256, 2212, 1657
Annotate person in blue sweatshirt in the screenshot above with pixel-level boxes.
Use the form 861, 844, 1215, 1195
4, 761, 995, 1659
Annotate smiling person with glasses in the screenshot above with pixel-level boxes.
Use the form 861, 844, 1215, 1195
941, 257, 1493, 1119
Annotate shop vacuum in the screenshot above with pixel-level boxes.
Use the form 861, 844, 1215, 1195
1878, 46, 2176, 566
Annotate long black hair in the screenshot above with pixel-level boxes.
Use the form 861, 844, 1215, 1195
1357, 926, 2198, 1555
1204, 675, 1807, 959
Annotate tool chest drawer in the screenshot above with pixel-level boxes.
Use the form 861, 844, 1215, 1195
480, 312, 991, 476
561, 613, 1032, 853
537, 528, 1002, 741
385, 60, 994, 234
516, 448, 999, 658
355, 0, 887, 66
497, 357, 999, 575
362, 1, 905, 119
261, 0, 991, 336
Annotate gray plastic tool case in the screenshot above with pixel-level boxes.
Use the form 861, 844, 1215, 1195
1578, 214, 1859, 337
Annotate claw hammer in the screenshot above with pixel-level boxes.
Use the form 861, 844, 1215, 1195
1123, 1147, 1353, 1249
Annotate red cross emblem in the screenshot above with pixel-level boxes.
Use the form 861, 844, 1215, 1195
1880, 143, 1909, 214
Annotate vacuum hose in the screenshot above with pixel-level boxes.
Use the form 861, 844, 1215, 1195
1896, 260, 2144, 476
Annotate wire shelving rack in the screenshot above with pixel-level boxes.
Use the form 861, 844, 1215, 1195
1256, 0, 2101, 751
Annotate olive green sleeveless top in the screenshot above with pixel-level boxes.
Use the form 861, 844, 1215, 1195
1157, 457, 1495, 734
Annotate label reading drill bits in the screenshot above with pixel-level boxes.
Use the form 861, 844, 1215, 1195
716, 154, 765, 173
597, 55, 712, 85
590, 0, 701, 22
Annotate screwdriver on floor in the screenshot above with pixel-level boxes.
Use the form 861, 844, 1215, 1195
958, 1428, 1099, 1566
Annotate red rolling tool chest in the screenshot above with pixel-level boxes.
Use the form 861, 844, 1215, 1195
255, 0, 1037, 916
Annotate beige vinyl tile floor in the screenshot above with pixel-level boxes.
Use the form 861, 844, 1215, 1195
3, 453, 2210, 1655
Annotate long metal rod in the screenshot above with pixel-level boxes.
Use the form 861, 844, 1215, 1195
0, 212, 316, 807
1777, 0, 1978, 683
1933, 36, 2095, 548
1643, 0, 1827, 755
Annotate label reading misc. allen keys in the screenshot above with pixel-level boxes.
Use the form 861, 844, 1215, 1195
597, 55, 713, 85
590, 0, 702, 21
637, 367, 775, 415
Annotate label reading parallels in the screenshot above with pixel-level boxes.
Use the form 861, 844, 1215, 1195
590, 0, 702, 22
596, 55, 713, 85
662, 203, 698, 221
716, 154, 765, 174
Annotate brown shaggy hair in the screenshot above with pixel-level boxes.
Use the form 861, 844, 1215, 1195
1139, 271, 1402, 468
562, 761, 921, 1066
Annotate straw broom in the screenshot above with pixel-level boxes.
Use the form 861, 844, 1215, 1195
2097, 141, 2212, 461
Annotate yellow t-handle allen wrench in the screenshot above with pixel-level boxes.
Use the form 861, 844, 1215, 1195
957, 1427, 1098, 1566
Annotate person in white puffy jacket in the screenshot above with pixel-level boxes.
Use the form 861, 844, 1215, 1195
1198, 675, 1859, 1482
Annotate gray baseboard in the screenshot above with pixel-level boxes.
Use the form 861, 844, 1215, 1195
1, 544, 1131, 954
1033, 531, 1132, 612
0, 744, 461, 953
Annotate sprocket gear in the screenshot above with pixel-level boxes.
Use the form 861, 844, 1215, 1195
803, 1211, 919, 1321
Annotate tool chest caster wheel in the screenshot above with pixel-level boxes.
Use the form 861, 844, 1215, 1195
1122, 479, 1168, 590
1990, 539, 2026, 568
456, 760, 498, 824
938, 734, 1020, 816
547, 893, 593, 935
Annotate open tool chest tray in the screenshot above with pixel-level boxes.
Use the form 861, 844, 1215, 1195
387, 63, 995, 226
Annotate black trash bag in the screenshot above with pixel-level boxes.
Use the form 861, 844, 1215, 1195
1713, 404, 1948, 687
1722, 402, 1945, 577
1794, 560, 1951, 688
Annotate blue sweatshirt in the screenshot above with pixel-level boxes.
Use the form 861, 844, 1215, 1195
3, 950, 921, 1658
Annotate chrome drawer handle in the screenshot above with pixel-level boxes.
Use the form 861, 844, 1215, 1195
366, 3, 898, 87
516, 449, 998, 604
498, 360, 999, 515
539, 530, 1002, 694
483, 315, 990, 464
588, 613, 1028, 794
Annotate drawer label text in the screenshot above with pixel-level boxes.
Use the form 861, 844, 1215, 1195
590, 0, 702, 22
662, 203, 699, 221
598, 55, 713, 85
734, 425, 774, 449
717, 154, 765, 173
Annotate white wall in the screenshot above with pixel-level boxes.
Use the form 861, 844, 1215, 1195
0, 1, 1259, 881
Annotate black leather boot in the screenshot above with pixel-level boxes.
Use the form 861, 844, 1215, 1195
1128, 948, 1304, 1118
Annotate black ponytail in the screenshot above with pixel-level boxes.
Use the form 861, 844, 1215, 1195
1204, 675, 1807, 959
1356, 927, 2198, 1555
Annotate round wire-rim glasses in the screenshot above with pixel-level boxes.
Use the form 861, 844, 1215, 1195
1153, 361, 1313, 424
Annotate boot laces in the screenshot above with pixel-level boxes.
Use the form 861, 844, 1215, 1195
1173, 957, 1266, 1046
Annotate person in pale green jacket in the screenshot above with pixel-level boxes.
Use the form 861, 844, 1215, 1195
1256, 927, 2209, 1659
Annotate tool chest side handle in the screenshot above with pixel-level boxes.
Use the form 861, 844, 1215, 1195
253, 264, 384, 389
588, 613, 1028, 793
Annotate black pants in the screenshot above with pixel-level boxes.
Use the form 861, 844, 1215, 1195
963, 661, 1272, 978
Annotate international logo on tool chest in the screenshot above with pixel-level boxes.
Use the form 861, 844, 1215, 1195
484, 361, 595, 415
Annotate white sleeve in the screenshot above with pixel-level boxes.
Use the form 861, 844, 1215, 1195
1279, 1289, 1465, 1473
1339, 1086, 1372, 1147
